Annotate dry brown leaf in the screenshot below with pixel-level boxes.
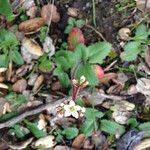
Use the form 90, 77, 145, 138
33, 75, 44, 92
72, 134, 86, 149
136, 0, 150, 12
19, 18, 45, 33
13, 79, 27, 93
41, 4, 60, 24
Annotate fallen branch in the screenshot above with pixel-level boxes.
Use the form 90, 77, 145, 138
0, 98, 65, 129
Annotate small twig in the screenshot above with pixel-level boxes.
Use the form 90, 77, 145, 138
104, 60, 117, 72
0, 98, 66, 129
85, 24, 107, 41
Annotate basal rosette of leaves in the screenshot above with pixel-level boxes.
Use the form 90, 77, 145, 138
121, 23, 149, 61
54, 42, 112, 88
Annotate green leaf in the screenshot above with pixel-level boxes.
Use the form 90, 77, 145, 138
85, 108, 104, 119
0, 29, 18, 50
39, 55, 53, 72
55, 50, 75, 71
80, 119, 96, 137
0, 111, 18, 123
25, 120, 47, 138
138, 122, 150, 131
135, 24, 148, 41
68, 17, 76, 26
12, 50, 24, 65
101, 120, 125, 135
0, 0, 14, 21
74, 44, 88, 62
62, 127, 79, 139
75, 19, 85, 27
54, 67, 70, 88
0, 54, 9, 67
80, 108, 103, 136
76, 63, 98, 86
9, 124, 25, 138
87, 42, 112, 64
121, 41, 141, 61
127, 118, 139, 128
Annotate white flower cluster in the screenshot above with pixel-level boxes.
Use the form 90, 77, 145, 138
58, 100, 86, 119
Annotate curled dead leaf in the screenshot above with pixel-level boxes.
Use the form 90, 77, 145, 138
19, 18, 45, 33
41, 4, 60, 24
118, 28, 131, 41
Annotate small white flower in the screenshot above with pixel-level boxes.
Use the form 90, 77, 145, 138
64, 100, 84, 119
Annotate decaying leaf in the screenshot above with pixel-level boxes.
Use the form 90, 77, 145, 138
13, 79, 27, 93
118, 28, 131, 41
9, 138, 33, 150
136, 0, 150, 12
72, 134, 86, 149
112, 110, 132, 125
33, 75, 44, 92
0, 67, 7, 73
26, 6, 38, 18
41, 4, 60, 24
117, 130, 144, 150
34, 135, 56, 149
136, 78, 150, 96
43, 37, 55, 58
21, 38, 43, 63
19, 18, 45, 33
0, 83, 8, 89
145, 47, 150, 69
134, 138, 150, 150
28, 74, 38, 86
67, 7, 78, 17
